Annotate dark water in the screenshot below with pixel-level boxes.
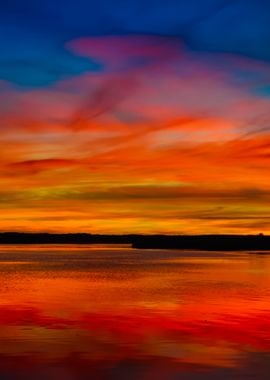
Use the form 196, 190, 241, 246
0, 245, 270, 379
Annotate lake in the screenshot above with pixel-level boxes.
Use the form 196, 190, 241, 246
0, 245, 270, 379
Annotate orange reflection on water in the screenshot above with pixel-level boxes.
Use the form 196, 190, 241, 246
0, 245, 270, 379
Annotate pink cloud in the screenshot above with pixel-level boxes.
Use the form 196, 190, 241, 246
66, 35, 182, 71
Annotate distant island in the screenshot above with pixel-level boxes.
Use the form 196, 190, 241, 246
0, 232, 269, 251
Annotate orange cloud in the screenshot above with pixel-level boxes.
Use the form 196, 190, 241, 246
1, 36, 270, 233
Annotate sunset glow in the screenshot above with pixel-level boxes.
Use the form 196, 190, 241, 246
1, 2, 270, 234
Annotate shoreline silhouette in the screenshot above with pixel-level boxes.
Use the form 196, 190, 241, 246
0, 232, 269, 251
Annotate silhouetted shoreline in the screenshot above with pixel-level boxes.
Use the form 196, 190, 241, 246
0, 232, 270, 251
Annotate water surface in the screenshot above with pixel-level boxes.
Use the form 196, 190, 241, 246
0, 245, 270, 379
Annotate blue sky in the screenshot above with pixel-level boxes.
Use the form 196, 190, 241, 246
1, 0, 270, 87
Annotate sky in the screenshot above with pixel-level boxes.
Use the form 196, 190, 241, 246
1, 0, 270, 234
